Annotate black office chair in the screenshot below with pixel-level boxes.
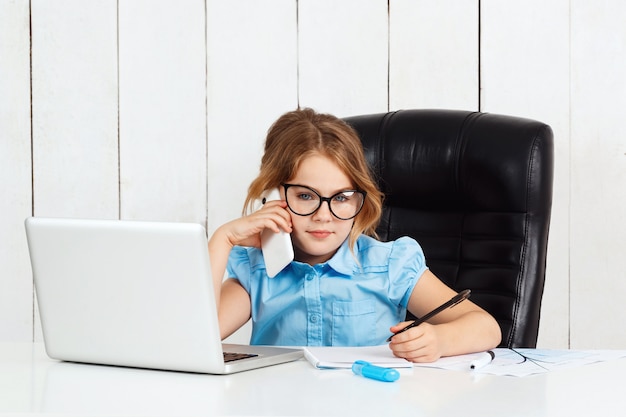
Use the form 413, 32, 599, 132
344, 109, 554, 348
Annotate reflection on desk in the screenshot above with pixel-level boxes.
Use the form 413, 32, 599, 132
1, 343, 625, 416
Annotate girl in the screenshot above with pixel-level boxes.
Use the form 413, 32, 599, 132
208, 108, 501, 362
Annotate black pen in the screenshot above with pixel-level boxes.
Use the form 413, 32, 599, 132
387, 289, 471, 342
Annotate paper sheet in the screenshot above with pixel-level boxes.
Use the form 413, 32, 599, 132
413, 348, 626, 377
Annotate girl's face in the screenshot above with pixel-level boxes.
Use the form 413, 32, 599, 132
285, 154, 355, 265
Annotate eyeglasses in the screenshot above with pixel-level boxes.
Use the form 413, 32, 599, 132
281, 183, 366, 220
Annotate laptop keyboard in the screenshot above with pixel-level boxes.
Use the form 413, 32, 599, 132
223, 352, 259, 362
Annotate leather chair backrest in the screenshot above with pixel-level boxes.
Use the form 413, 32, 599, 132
344, 109, 554, 348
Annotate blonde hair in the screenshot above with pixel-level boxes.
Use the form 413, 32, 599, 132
244, 108, 383, 250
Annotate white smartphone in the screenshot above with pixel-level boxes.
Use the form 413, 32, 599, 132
256, 188, 294, 278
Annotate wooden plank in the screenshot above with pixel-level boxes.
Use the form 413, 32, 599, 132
480, 0, 571, 348
205, 0, 298, 235
0, 0, 33, 341
298, 0, 388, 117
31, 0, 119, 220
30, 0, 119, 341
389, 0, 479, 111
569, 0, 626, 349
118, 0, 207, 224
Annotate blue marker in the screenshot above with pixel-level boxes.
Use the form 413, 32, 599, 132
352, 360, 400, 382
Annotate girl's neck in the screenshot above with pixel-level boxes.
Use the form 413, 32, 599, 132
293, 247, 338, 266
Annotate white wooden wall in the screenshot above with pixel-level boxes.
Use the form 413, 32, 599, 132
2, 0, 625, 349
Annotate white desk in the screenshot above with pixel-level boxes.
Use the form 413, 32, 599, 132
1, 342, 623, 416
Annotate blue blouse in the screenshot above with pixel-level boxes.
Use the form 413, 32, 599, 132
226, 235, 427, 346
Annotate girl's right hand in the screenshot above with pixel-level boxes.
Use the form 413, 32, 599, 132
219, 200, 292, 249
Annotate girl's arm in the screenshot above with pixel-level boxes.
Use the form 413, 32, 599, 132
207, 200, 292, 338
217, 279, 252, 340
388, 270, 502, 362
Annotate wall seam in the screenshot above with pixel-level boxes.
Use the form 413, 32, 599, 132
29, 0, 35, 343
478, 0, 482, 111
296, 0, 301, 108
116, 0, 121, 220
204, 0, 209, 230
567, 0, 572, 350
387, 0, 390, 111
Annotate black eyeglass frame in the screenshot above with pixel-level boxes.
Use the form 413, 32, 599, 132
281, 183, 366, 221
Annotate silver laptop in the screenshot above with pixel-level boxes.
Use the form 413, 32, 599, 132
24, 217, 302, 374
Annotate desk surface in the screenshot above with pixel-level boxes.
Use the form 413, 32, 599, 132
1, 342, 623, 416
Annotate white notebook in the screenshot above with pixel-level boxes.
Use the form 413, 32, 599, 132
303, 345, 413, 369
